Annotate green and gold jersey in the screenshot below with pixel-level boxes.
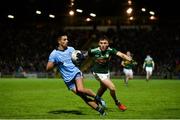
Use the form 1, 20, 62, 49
122, 59, 134, 69
88, 47, 118, 73
144, 59, 154, 67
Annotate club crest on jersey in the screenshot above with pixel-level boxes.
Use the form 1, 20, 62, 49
106, 54, 109, 58
95, 54, 100, 57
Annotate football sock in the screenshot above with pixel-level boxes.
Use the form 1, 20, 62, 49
95, 95, 106, 108
95, 95, 100, 100
95, 95, 101, 103
95, 106, 105, 115
115, 99, 121, 105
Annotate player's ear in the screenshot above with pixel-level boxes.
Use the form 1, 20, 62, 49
57, 37, 61, 42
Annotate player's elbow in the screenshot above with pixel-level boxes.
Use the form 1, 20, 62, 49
117, 51, 123, 58
46, 66, 50, 71
46, 62, 54, 71
46, 65, 53, 71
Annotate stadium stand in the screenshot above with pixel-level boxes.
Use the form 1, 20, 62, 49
0, 22, 179, 79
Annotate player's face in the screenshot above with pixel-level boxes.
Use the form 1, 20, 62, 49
98, 39, 109, 51
58, 35, 68, 49
126, 51, 131, 57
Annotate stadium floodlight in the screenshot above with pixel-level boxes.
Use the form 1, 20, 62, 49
76, 9, 83, 13
150, 16, 156, 20
141, 8, 146, 12
126, 7, 133, 15
86, 17, 91, 22
149, 11, 155, 15
71, 2, 74, 6
36, 10, 41, 14
90, 13, 96, 17
69, 10, 74, 16
49, 14, 55, 18
129, 16, 134, 20
128, 0, 132, 5
8, 15, 14, 19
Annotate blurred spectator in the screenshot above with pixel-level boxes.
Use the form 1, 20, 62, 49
0, 23, 179, 79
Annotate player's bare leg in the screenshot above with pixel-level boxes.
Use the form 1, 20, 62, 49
124, 77, 128, 86
75, 78, 106, 109
146, 72, 150, 81
125, 74, 133, 86
94, 83, 107, 108
96, 82, 107, 97
101, 79, 127, 111
75, 78, 96, 97
72, 88, 106, 115
124, 75, 129, 86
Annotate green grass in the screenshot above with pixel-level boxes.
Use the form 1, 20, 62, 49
0, 78, 180, 119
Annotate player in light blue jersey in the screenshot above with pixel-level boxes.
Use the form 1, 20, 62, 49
48, 46, 81, 83
46, 32, 106, 116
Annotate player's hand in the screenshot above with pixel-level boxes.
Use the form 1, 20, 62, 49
131, 60, 137, 65
75, 53, 85, 66
128, 56, 132, 61
76, 53, 85, 61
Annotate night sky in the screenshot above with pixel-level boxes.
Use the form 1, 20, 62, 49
0, 0, 179, 23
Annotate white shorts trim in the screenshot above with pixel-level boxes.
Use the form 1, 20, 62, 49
123, 68, 133, 76
93, 72, 110, 81
145, 67, 153, 74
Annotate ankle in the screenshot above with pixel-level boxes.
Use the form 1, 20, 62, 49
115, 100, 120, 105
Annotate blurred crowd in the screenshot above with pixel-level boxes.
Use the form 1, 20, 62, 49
0, 23, 180, 78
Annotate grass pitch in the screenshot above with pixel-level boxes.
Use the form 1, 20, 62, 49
0, 78, 180, 119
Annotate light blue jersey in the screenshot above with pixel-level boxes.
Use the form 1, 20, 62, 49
48, 46, 81, 83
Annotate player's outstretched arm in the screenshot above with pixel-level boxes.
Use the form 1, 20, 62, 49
152, 61, 155, 70
116, 51, 132, 61
76, 51, 88, 61
121, 61, 125, 67
81, 51, 88, 58
132, 60, 138, 65
143, 62, 145, 69
46, 62, 54, 71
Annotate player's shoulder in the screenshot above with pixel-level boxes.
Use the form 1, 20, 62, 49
145, 58, 149, 61
67, 46, 74, 49
106, 47, 110, 50
50, 49, 57, 54
107, 47, 118, 53
67, 46, 75, 50
90, 47, 99, 52
109, 47, 117, 51
48, 49, 58, 58
107, 47, 113, 50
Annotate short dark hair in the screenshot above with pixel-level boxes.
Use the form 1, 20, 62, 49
54, 31, 68, 41
99, 35, 110, 42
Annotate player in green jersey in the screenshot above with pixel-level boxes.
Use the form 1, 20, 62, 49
121, 51, 137, 86
87, 35, 132, 111
143, 55, 155, 81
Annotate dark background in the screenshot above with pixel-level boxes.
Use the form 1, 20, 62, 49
0, 0, 179, 24
0, 0, 179, 78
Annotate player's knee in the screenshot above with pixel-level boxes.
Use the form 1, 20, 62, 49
77, 87, 85, 93
109, 86, 116, 92
77, 93, 92, 102
103, 87, 108, 91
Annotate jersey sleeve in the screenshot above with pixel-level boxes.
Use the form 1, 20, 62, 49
110, 48, 118, 55
48, 52, 56, 63
68, 46, 75, 52
88, 48, 93, 57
